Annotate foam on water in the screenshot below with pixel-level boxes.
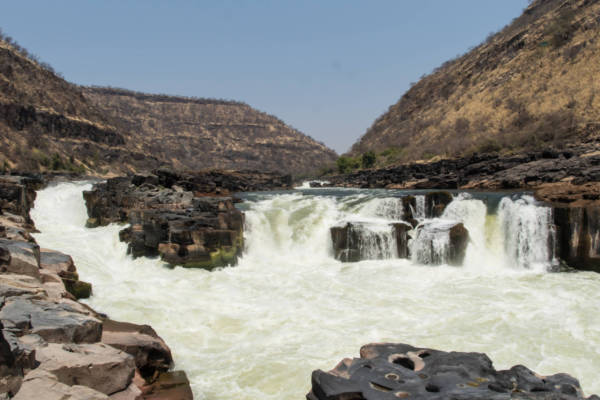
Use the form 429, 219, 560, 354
31, 182, 600, 398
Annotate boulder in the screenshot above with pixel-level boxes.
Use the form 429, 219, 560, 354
392, 222, 411, 259
101, 319, 173, 380
109, 382, 142, 400
0, 274, 47, 299
331, 222, 402, 262
0, 297, 102, 343
40, 249, 92, 299
35, 342, 135, 395
553, 206, 600, 272
13, 369, 109, 400
308, 343, 599, 400
40, 249, 78, 280
424, 191, 454, 218
0, 321, 22, 397
0, 239, 41, 279
140, 370, 193, 400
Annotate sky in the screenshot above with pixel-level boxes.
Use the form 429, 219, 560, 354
2, 0, 529, 154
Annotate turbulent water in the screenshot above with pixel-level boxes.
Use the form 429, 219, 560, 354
31, 182, 600, 398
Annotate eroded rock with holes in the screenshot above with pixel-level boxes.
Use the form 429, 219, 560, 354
307, 343, 598, 400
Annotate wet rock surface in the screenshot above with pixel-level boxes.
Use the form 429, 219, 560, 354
308, 343, 599, 400
331, 191, 467, 265
84, 169, 289, 269
0, 174, 194, 399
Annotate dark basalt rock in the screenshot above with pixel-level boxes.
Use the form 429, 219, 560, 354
84, 169, 289, 269
0, 175, 43, 226
553, 206, 600, 273
324, 145, 600, 193
411, 222, 469, 266
424, 191, 453, 218
392, 222, 411, 259
308, 343, 598, 400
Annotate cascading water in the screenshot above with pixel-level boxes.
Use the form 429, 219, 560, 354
30, 183, 600, 399
498, 195, 556, 271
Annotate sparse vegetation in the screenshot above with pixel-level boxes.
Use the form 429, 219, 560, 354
336, 156, 360, 174
361, 151, 376, 168
350, 0, 598, 165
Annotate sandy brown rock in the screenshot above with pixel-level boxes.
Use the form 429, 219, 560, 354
13, 369, 109, 400
35, 343, 135, 395
101, 319, 173, 380
0, 297, 102, 343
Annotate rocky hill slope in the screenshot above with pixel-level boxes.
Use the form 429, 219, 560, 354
350, 0, 600, 163
0, 34, 336, 175
82, 87, 336, 173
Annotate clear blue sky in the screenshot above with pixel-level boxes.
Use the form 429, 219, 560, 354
3, 1, 528, 154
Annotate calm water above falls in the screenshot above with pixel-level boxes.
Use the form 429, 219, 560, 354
31, 182, 600, 399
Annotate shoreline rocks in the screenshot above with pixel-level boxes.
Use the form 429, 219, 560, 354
308, 343, 599, 400
0, 174, 193, 399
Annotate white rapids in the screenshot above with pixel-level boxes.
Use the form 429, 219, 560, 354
31, 182, 600, 399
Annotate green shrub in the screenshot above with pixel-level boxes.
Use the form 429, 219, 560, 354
336, 156, 360, 174
361, 151, 376, 168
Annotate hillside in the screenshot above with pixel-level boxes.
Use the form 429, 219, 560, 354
0, 34, 336, 175
82, 87, 336, 173
350, 0, 600, 164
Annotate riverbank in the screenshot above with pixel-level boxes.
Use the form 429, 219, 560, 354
0, 175, 192, 399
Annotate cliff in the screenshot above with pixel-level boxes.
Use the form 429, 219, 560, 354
350, 0, 600, 164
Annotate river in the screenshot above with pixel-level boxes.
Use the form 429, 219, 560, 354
30, 181, 600, 399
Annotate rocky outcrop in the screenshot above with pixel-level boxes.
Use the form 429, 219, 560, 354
308, 343, 599, 400
330, 192, 467, 265
535, 182, 600, 273
84, 169, 290, 269
0, 174, 193, 399
101, 319, 173, 380
327, 145, 600, 191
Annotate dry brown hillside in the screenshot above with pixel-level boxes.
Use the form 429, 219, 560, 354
350, 0, 600, 164
82, 87, 336, 173
0, 33, 336, 175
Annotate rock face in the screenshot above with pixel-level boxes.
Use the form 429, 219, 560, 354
535, 182, 600, 273
308, 343, 599, 400
331, 192, 467, 265
0, 174, 193, 399
84, 169, 290, 269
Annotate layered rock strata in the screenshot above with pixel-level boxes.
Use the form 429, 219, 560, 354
0, 175, 193, 399
84, 169, 290, 269
308, 343, 599, 400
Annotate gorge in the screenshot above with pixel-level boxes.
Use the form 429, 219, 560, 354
26, 180, 600, 399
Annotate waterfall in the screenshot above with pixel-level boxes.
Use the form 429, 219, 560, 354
497, 195, 556, 271
29, 183, 599, 399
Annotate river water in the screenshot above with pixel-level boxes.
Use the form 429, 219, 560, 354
30, 182, 600, 398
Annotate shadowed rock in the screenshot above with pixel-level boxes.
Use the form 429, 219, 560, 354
101, 319, 173, 380
308, 343, 599, 400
